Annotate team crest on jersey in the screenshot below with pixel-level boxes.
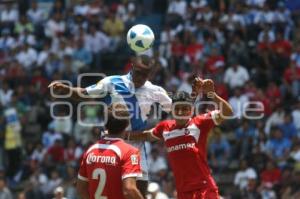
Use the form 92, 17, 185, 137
130, 155, 138, 165
184, 128, 190, 135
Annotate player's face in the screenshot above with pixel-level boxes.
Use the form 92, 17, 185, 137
173, 103, 193, 123
131, 57, 154, 88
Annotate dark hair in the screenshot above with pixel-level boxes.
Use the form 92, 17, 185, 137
138, 54, 152, 66
105, 103, 130, 135
172, 91, 193, 103
135, 54, 155, 71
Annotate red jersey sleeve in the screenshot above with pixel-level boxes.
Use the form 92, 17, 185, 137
151, 121, 166, 139
78, 152, 89, 182
193, 110, 220, 136
121, 148, 142, 180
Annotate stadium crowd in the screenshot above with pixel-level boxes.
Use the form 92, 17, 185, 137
0, 0, 300, 198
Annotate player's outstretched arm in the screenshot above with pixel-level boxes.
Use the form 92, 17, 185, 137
125, 129, 160, 142
76, 179, 90, 199
122, 177, 144, 199
48, 81, 87, 101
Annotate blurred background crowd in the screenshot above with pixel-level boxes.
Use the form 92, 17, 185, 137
0, 0, 300, 198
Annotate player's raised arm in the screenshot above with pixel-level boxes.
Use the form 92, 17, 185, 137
194, 79, 233, 124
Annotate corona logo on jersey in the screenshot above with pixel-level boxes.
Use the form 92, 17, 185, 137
86, 153, 116, 165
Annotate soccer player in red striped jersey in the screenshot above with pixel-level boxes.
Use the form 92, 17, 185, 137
127, 79, 233, 199
76, 103, 144, 199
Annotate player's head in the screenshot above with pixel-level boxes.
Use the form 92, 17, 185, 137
131, 54, 155, 88
105, 103, 130, 136
172, 91, 194, 124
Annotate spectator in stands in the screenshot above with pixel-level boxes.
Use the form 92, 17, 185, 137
265, 127, 291, 167
74, 0, 89, 16
85, 25, 110, 68
209, 128, 230, 173
27, 1, 46, 25
45, 12, 66, 38
224, 60, 250, 89
0, 3, 19, 32
44, 138, 65, 167
291, 44, 300, 69
234, 160, 257, 191
16, 43, 38, 70
44, 170, 62, 196
228, 87, 249, 119
14, 15, 34, 35
235, 119, 257, 159
147, 182, 169, 199
0, 29, 16, 51
281, 171, 300, 199
103, 11, 124, 51
240, 179, 261, 199
53, 186, 67, 199
148, 148, 168, 182
264, 106, 285, 135
292, 101, 300, 134
260, 160, 281, 187
278, 113, 298, 140
0, 177, 13, 199
64, 139, 82, 165
0, 82, 13, 106
290, 141, 300, 169
31, 142, 47, 164
73, 39, 92, 71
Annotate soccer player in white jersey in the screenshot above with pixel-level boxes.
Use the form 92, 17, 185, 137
49, 54, 172, 196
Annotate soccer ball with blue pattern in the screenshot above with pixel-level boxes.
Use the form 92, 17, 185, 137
127, 24, 155, 53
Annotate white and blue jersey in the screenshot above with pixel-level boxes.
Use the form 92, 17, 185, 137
85, 73, 172, 180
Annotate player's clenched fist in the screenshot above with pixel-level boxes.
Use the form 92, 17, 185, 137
202, 79, 215, 95
191, 77, 203, 98
192, 78, 216, 98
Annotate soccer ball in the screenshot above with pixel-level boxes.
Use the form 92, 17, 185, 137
127, 24, 155, 53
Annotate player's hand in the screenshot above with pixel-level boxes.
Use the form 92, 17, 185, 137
191, 77, 203, 98
202, 79, 215, 98
48, 81, 69, 95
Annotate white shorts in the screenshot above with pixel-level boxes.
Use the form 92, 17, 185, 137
127, 141, 149, 181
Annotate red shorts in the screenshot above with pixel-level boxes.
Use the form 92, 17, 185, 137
177, 188, 219, 199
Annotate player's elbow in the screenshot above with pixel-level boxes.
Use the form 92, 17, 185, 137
225, 106, 234, 117
123, 184, 139, 198
76, 180, 89, 199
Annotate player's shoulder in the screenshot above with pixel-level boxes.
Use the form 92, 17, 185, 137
192, 112, 210, 122
113, 139, 139, 154
144, 81, 169, 94
157, 119, 176, 129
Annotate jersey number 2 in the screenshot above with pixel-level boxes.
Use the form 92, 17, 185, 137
92, 168, 107, 199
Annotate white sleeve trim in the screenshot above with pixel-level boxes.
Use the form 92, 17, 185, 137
122, 173, 143, 180
78, 174, 89, 182
211, 110, 221, 126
